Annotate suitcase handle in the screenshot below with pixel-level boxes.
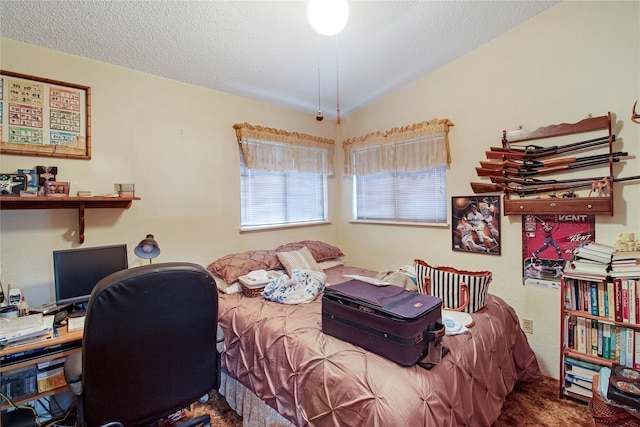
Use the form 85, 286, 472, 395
424, 278, 470, 312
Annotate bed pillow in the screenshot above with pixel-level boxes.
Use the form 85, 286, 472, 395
207, 250, 282, 284
275, 240, 344, 262
317, 258, 345, 270
277, 247, 322, 276
414, 259, 492, 313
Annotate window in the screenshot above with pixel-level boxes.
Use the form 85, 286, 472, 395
234, 123, 334, 230
240, 154, 327, 228
354, 166, 446, 223
344, 119, 453, 225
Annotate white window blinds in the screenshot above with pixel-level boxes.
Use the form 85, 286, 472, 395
234, 123, 333, 229
344, 119, 453, 224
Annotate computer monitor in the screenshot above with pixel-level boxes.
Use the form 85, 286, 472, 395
53, 244, 128, 307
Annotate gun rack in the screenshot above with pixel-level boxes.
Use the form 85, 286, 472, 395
484, 114, 615, 216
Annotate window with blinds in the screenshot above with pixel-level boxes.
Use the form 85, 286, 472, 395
353, 166, 446, 224
234, 122, 333, 230
240, 153, 328, 229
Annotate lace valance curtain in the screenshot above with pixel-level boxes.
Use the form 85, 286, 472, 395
342, 118, 454, 176
234, 122, 335, 175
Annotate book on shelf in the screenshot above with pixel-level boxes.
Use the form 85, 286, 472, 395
590, 282, 599, 316
629, 278, 637, 324
635, 330, 640, 370
565, 372, 593, 389
565, 259, 610, 277
608, 281, 615, 320
626, 327, 635, 368
564, 380, 592, 398
591, 319, 599, 356
611, 259, 640, 268
621, 326, 627, 365
612, 251, 640, 262
575, 242, 616, 264
577, 317, 587, 353
603, 323, 611, 360
611, 324, 619, 363
609, 269, 640, 278
565, 356, 602, 378
562, 270, 608, 282
614, 278, 623, 322
581, 242, 617, 255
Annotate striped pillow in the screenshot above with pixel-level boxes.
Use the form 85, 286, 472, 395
414, 259, 492, 313
277, 247, 321, 276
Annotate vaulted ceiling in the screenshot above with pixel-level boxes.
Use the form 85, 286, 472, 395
1, 1, 558, 121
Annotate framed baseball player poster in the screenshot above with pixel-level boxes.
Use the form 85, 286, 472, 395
522, 214, 596, 288
451, 196, 501, 255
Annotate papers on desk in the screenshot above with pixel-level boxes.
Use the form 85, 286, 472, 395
0, 313, 55, 348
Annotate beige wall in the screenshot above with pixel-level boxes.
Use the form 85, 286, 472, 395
0, 39, 340, 305
340, 0, 639, 377
1, 1, 638, 378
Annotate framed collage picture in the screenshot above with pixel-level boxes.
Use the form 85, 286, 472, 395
0, 70, 91, 159
451, 195, 501, 255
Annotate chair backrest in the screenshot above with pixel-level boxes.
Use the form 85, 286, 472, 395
81, 262, 218, 427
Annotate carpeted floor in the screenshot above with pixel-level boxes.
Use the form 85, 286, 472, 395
186, 376, 596, 427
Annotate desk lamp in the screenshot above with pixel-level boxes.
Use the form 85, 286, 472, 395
135, 234, 160, 264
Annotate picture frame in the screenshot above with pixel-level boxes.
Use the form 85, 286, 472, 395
451, 195, 501, 255
0, 173, 28, 196
0, 70, 91, 159
521, 214, 595, 287
44, 181, 70, 196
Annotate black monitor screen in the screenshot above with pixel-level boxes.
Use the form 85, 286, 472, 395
53, 244, 128, 306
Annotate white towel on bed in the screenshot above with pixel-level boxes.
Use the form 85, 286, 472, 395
262, 269, 326, 304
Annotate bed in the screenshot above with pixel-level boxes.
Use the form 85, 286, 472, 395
209, 242, 542, 427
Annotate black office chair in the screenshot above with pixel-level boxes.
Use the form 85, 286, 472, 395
64, 262, 220, 427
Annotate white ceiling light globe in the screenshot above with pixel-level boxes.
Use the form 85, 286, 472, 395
308, 0, 349, 36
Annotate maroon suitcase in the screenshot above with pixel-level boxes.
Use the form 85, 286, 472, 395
322, 279, 443, 366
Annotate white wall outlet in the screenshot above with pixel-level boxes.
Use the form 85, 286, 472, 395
522, 318, 533, 334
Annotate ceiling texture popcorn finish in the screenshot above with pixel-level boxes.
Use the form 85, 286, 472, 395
0, 1, 558, 121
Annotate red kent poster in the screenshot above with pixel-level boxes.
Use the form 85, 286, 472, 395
522, 214, 596, 288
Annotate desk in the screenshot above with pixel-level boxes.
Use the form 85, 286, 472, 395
0, 326, 82, 411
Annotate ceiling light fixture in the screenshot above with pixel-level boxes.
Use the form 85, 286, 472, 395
335, 34, 341, 125
307, 0, 349, 36
308, 0, 348, 124
315, 34, 323, 122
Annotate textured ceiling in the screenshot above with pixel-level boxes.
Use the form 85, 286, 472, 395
0, 1, 558, 121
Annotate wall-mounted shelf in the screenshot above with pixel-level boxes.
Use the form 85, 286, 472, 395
0, 196, 140, 243
503, 195, 612, 215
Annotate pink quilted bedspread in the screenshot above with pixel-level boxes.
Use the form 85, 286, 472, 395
218, 266, 541, 426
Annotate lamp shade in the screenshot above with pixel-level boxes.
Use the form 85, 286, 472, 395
308, 0, 348, 36
134, 234, 160, 260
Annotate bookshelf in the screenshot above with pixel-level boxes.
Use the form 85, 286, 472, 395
560, 273, 640, 402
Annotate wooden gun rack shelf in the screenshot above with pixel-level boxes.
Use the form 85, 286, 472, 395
0, 196, 140, 243
500, 113, 614, 216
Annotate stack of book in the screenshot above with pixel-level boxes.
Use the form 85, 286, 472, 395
563, 356, 601, 400
610, 250, 640, 278
564, 242, 616, 280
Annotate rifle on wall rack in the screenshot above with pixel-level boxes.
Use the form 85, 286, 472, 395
489, 175, 607, 186
476, 156, 622, 178
485, 135, 614, 160
470, 175, 640, 196
479, 152, 626, 171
